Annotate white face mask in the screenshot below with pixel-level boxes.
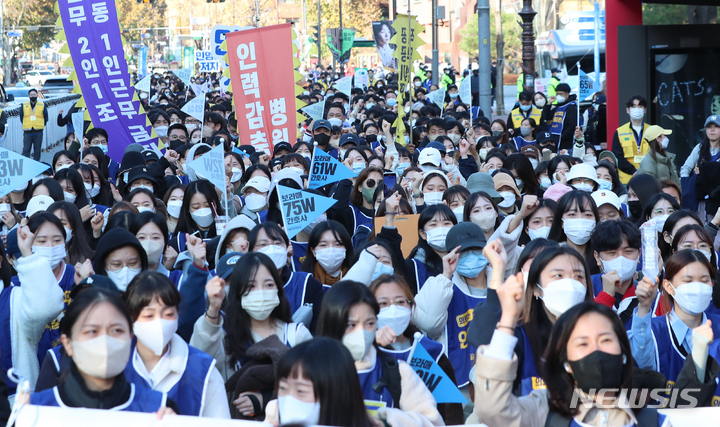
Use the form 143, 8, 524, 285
471, 211, 497, 232
528, 226, 551, 240
342, 329, 375, 361
452, 206, 464, 223
154, 125, 169, 137
244, 193, 267, 213
241, 289, 280, 321
141, 239, 164, 265
555, 95, 566, 104
654, 214, 669, 233
537, 278, 586, 317
540, 176, 552, 189
0, 204, 9, 214
601, 255, 638, 283
64, 191, 77, 203
133, 318, 177, 356
32, 244, 67, 269
64, 227, 73, 243
85, 183, 101, 198
563, 218, 596, 245
71, 334, 131, 379
287, 166, 305, 176
377, 305, 412, 336
258, 244, 288, 270
136, 206, 155, 214
423, 191, 443, 206
529, 158, 538, 168
56, 163, 72, 172
660, 136, 669, 149
191, 207, 214, 228
573, 183, 594, 193
425, 226, 451, 252
328, 117, 343, 128
419, 164, 437, 174
629, 107, 644, 121
278, 395, 321, 425
230, 167, 243, 183
106, 266, 142, 292
166, 200, 182, 218
535, 98, 546, 108
498, 191, 516, 209
132, 184, 153, 193
670, 281, 713, 316
314, 247, 346, 273
447, 133, 461, 145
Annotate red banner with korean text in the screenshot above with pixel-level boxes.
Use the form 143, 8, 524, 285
226, 24, 297, 155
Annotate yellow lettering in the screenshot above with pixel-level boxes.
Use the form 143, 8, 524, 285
459, 331, 468, 349
713, 396, 720, 407
532, 377, 547, 389
456, 308, 474, 328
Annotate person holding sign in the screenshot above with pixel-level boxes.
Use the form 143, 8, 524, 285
29, 287, 177, 416
21, 88, 48, 161
264, 337, 375, 427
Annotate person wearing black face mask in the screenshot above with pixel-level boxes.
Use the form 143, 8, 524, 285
310, 120, 339, 158
472, 292, 679, 426
21, 88, 48, 161
536, 131, 557, 156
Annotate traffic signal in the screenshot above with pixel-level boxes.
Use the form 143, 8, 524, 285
206, 0, 226, 3
136, 0, 155, 3
310, 25, 320, 43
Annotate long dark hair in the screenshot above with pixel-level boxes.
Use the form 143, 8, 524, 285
520, 198, 557, 245
52, 150, 77, 173
302, 220, 354, 274
408, 204, 457, 275
72, 163, 113, 207
129, 211, 170, 254
350, 166, 384, 208
522, 246, 593, 373
54, 168, 91, 209
660, 209, 703, 261
504, 153, 539, 195
47, 201, 94, 265
595, 160, 623, 197
248, 221, 289, 251
661, 249, 713, 314
316, 280, 379, 340
627, 174, 661, 222
225, 252, 292, 365
670, 224, 717, 274
32, 178, 64, 202
547, 191, 599, 246
276, 337, 374, 427
175, 180, 221, 236
542, 302, 634, 417
641, 193, 679, 223
698, 132, 716, 164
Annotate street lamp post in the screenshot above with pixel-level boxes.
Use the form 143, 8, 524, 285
518, 0, 536, 94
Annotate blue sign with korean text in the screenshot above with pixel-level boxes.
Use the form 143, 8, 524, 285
277, 185, 337, 238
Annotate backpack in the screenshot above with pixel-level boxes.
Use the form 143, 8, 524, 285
372, 350, 403, 407
545, 406, 658, 427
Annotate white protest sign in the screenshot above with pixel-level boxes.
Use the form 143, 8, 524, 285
17, 404, 273, 427
355, 68, 368, 89
181, 96, 205, 123
459, 76, 472, 105
195, 50, 222, 73
427, 88, 446, 110
134, 75, 151, 93
301, 99, 326, 122
334, 75, 353, 98
534, 78, 550, 95
72, 110, 84, 139
175, 68, 193, 86
192, 143, 226, 192
0, 147, 51, 198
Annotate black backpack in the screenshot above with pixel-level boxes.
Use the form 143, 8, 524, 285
372, 350, 403, 407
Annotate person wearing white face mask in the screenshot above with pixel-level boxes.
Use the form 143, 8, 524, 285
468, 245, 592, 397
130, 212, 182, 285
548, 191, 599, 273
171, 180, 222, 253
631, 250, 720, 397
315, 281, 444, 425
240, 176, 271, 224
190, 253, 312, 420
611, 95, 651, 184
548, 83, 578, 151
522, 198, 555, 242
30, 287, 177, 416
411, 169, 450, 212
0, 216, 67, 394
636, 125, 681, 186
163, 185, 185, 235
507, 92, 543, 137
264, 338, 375, 427
123, 272, 230, 417
92, 228, 148, 293
591, 220, 642, 323
492, 171, 521, 215
249, 223, 325, 332
565, 163, 599, 194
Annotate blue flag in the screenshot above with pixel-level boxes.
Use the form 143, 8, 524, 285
191, 144, 226, 192
308, 149, 357, 189
578, 68, 597, 102
410, 343, 467, 404
0, 147, 49, 199
277, 185, 337, 238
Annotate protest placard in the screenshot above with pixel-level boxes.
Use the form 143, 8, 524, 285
181, 96, 205, 124
300, 99, 325, 122
409, 342, 466, 404
190, 144, 225, 193
0, 147, 50, 198
308, 149, 356, 189
277, 184, 337, 238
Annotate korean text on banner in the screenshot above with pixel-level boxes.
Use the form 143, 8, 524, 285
300, 98, 325, 122
578, 67, 597, 101
191, 144, 225, 192
138, 46, 147, 78
181, 96, 205, 124
58, 0, 158, 163
410, 343, 467, 404
308, 149, 357, 189
277, 184, 337, 238
226, 24, 298, 155
0, 147, 50, 198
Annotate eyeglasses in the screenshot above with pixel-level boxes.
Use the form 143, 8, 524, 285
653, 208, 675, 216
679, 243, 712, 252
378, 298, 412, 309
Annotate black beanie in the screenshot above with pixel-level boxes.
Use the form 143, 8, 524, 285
93, 228, 148, 275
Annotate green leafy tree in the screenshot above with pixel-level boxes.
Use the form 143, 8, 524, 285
459, 10, 522, 71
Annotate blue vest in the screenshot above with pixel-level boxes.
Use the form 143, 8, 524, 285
349, 204, 373, 238
124, 341, 215, 416
30, 383, 167, 413
651, 313, 720, 402
172, 232, 188, 253
290, 241, 308, 272
550, 102, 575, 137
358, 353, 395, 408
519, 327, 544, 396
92, 204, 109, 215
445, 283, 485, 386
283, 271, 311, 314
411, 259, 430, 291
379, 336, 444, 363
513, 136, 535, 151
0, 287, 15, 393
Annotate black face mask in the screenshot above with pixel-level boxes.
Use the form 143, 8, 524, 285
491, 130, 504, 142
314, 133, 330, 147
567, 350, 625, 393
540, 143, 556, 153
628, 200, 642, 218
29, 96, 37, 103
365, 134, 378, 143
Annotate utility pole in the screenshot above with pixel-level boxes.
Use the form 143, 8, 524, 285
316, 0, 321, 66
0, 0, 5, 86
302, 0, 308, 69
477, 0, 491, 117
593, 1, 601, 81
431, 0, 438, 86
518, 0, 536, 94
494, 0, 505, 116
339, 0, 343, 74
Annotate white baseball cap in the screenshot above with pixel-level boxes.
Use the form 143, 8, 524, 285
241, 176, 271, 194
26, 195, 54, 218
591, 190, 621, 211
566, 163, 598, 185
418, 147, 442, 167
